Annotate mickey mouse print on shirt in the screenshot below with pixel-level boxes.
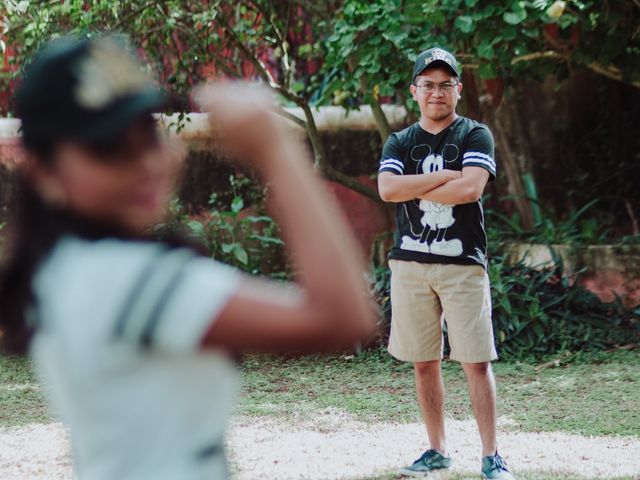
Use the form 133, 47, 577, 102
400, 143, 463, 257
378, 118, 497, 268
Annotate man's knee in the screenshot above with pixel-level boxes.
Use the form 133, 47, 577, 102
414, 360, 441, 378
462, 361, 492, 377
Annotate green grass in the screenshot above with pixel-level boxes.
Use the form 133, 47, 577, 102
1, 349, 639, 440
238, 348, 640, 437
0, 355, 50, 427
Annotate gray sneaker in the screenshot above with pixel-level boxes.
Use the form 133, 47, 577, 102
398, 449, 452, 477
481, 452, 515, 479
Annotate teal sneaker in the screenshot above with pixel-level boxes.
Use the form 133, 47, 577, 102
398, 449, 452, 477
481, 452, 515, 479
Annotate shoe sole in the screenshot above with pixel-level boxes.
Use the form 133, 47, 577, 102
398, 467, 450, 477
397, 469, 430, 477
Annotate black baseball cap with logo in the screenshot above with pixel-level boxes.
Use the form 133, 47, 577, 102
15, 36, 166, 151
412, 47, 460, 82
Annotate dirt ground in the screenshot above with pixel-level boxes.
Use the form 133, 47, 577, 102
2, 409, 639, 479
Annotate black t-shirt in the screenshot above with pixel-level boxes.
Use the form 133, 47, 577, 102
379, 117, 495, 268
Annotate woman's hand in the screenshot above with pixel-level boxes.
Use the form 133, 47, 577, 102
197, 84, 376, 353
194, 83, 287, 168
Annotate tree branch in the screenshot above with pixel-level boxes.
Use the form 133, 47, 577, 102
215, 2, 380, 203
216, 7, 301, 102
511, 50, 564, 64
299, 102, 327, 169
272, 106, 306, 128
512, 50, 640, 89
324, 167, 381, 202
299, 102, 381, 202
253, 1, 294, 90
587, 61, 640, 89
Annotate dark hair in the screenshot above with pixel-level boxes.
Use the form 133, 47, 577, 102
0, 131, 204, 355
0, 177, 55, 353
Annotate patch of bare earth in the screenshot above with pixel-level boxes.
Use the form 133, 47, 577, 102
1, 410, 639, 479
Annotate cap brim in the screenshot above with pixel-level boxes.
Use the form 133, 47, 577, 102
78, 89, 167, 142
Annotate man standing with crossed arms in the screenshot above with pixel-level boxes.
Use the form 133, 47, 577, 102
378, 47, 515, 479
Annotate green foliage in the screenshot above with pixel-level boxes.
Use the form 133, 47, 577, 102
322, 0, 640, 109
160, 175, 287, 278
370, 197, 640, 362
369, 264, 392, 343
0, 1, 386, 201
369, 254, 640, 361
489, 252, 640, 360
486, 198, 612, 245
0, 1, 337, 113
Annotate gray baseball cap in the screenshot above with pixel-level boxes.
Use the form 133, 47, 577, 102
412, 47, 460, 81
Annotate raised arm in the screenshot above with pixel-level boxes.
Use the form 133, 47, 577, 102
378, 170, 461, 202
196, 85, 376, 353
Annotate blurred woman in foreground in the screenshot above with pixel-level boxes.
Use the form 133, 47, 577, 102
0, 37, 375, 479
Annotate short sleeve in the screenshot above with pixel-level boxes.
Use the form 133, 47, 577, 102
379, 133, 405, 175
113, 248, 241, 353
462, 126, 496, 180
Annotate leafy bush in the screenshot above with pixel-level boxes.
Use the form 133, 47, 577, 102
489, 252, 639, 360
369, 254, 640, 361
368, 265, 393, 344
485, 198, 613, 246
158, 175, 287, 279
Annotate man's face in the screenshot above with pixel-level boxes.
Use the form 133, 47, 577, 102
410, 67, 462, 123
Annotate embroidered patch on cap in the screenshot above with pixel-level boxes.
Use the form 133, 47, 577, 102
74, 40, 149, 110
426, 48, 452, 66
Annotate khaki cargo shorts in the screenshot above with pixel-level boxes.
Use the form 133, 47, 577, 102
387, 259, 497, 363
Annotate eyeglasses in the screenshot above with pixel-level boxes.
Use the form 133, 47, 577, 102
414, 81, 458, 93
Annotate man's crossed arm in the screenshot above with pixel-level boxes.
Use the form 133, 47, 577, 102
378, 166, 489, 205
378, 170, 461, 202
418, 166, 490, 204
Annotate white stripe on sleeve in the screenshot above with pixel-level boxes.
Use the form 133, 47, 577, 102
462, 158, 496, 172
463, 151, 494, 162
380, 158, 404, 169
379, 163, 404, 174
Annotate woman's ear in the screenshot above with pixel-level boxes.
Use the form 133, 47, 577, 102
20, 158, 68, 207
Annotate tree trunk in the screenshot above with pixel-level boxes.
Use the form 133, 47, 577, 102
369, 98, 392, 143
468, 72, 536, 231
348, 57, 393, 143
299, 102, 382, 203
488, 109, 535, 231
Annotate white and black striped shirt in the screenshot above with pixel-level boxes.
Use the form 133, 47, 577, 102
30, 235, 240, 480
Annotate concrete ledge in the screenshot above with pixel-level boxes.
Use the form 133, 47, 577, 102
157, 105, 408, 139
0, 105, 408, 163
